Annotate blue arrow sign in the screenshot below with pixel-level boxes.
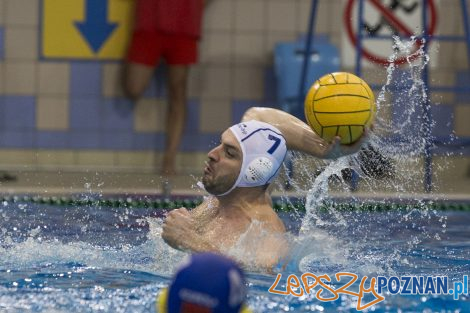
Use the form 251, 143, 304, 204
74, 0, 118, 53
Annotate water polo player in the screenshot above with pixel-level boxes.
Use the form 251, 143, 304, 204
162, 107, 367, 269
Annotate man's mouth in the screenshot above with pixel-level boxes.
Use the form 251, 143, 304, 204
204, 162, 212, 175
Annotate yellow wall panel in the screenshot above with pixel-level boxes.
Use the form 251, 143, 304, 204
42, 0, 134, 59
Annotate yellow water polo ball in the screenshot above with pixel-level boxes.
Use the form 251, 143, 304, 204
304, 72, 376, 144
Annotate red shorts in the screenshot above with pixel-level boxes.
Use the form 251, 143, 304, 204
127, 31, 198, 66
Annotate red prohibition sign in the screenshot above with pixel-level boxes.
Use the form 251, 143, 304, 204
344, 0, 437, 66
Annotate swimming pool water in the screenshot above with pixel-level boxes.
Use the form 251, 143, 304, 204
0, 200, 469, 312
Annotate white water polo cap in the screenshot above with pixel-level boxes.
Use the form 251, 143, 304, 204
222, 120, 287, 195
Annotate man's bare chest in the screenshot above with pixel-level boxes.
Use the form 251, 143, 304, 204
195, 216, 245, 248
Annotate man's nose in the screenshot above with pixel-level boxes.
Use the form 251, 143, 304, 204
207, 145, 221, 161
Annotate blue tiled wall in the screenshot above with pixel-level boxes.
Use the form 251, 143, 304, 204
0, 27, 4, 60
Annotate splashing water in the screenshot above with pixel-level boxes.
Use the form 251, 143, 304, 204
278, 36, 454, 277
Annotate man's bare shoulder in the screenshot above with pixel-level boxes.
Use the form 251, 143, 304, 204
191, 196, 218, 216
250, 203, 286, 233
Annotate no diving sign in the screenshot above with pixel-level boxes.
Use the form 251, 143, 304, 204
342, 0, 438, 66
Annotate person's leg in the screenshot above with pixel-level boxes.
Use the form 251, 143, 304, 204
123, 62, 156, 100
124, 0, 160, 100
162, 65, 190, 175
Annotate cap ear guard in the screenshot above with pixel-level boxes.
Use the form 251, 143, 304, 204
243, 156, 274, 185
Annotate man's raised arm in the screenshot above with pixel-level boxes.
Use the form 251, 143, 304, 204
241, 107, 367, 159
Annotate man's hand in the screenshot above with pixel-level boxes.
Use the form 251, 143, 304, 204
321, 127, 370, 159
162, 208, 195, 251
162, 207, 219, 253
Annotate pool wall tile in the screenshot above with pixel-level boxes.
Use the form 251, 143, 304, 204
234, 0, 265, 32
234, 33, 267, 65
0, 1, 4, 26
36, 149, 75, 168
5, 0, 39, 26
36, 131, 70, 149
233, 65, 265, 99
69, 98, 103, 131
0, 63, 4, 94
3, 96, 35, 129
67, 131, 102, 149
199, 98, 231, 133
101, 131, 134, 150
203, 0, 233, 32
431, 104, 454, 138
36, 96, 69, 131
183, 99, 199, 133
455, 105, 470, 137
133, 98, 166, 133
116, 151, 156, 169
38, 63, 70, 96
200, 66, 232, 99
180, 133, 219, 152
5, 27, 37, 60
0, 27, 4, 59
133, 133, 164, 150
75, 150, 116, 168
70, 62, 102, 97
101, 98, 134, 131
231, 100, 271, 125
0, 129, 35, 148
200, 33, 232, 64
4, 62, 36, 95
187, 65, 203, 98
0, 149, 36, 166
266, 0, 298, 33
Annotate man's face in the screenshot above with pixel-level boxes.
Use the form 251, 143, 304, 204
202, 129, 243, 195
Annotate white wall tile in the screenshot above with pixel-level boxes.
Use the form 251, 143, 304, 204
199, 98, 231, 132
0, 0, 5, 25
5, 27, 38, 60
199, 32, 233, 64
188, 64, 203, 98
4, 61, 36, 95
234, 0, 265, 32
298, 0, 337, 34
203, 0, 233, 32
76, 151, 116, 168
134, 98, 166, 132
38, 62, 70, 96
36, 150, 75, 168
200, 66, 232, 99
116, 151, 156, 169
177, 152, 208, 173
5, 0, 39, 26
233, 66, 264, 100
36, 96, 69, 130
267, 0, 298, 32
234, 33, 267, 65
455, 105, 470, 136
0, 150, 36, 166
297, 0, 311, 33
